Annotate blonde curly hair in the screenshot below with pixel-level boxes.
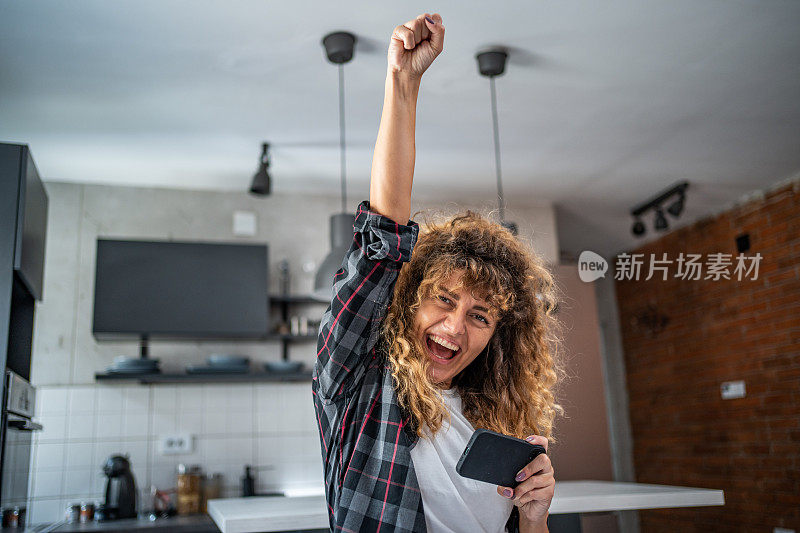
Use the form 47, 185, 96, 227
379, 211, 565, 441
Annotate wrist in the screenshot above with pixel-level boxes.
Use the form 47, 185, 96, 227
519, 512, 548, 533
385, 69, 421, 102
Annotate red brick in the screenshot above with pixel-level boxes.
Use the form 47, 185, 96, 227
618, 181, 800, 529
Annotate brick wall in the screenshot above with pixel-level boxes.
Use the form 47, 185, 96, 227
614, 180, 799, 531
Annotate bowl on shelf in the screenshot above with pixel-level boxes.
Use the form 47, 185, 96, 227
263, 361, 304, 374
208, 354, 250, 367
106, 356, 160, 374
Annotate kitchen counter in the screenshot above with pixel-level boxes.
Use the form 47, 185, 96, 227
208, 480, 724, 533
28, 515, 219, 533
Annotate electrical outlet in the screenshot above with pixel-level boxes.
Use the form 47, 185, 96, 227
159, 433, 193, 455
720, 380, 746, 399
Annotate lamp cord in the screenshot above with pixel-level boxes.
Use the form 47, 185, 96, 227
489, 76, 505, 222
338, 63, 347, 213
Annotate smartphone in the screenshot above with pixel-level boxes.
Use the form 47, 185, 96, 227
455, 428, 547, 487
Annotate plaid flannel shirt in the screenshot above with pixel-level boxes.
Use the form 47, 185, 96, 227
312, 201, 519, 533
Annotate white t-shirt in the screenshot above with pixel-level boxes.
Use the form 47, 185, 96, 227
409, 388, 514, 533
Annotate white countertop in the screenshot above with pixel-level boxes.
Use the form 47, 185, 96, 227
208, 480, 725, 533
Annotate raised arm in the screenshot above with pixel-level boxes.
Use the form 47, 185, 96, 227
313, 14, 444, 403
369, 13, 444, 224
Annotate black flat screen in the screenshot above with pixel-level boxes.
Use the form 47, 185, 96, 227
92, 239, 268, 339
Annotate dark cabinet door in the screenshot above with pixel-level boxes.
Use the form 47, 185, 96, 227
13, 148, 48, 301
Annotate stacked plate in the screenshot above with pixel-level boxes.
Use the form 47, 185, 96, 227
264, 360, 304, 374
106, 356, 160, 374
186, 354, 250, 374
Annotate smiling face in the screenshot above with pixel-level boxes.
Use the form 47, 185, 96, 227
413, 271, 498, 388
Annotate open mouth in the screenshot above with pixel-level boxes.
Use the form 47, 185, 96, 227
426, 334, 461, 363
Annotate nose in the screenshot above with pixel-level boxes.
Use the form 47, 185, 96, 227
442, 310, 466, 336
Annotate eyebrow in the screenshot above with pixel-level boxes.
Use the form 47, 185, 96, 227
441, 289, 491, 314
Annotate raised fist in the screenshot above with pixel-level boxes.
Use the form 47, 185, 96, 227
388, 13, 445, 79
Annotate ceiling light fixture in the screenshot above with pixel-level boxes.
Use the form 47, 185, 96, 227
629, 181, 689, 237
249, 142, 271, 196
654, 208, 668, 231
666, 190, 685, 217
477, 48, 517, 235
313, 31, 357, 301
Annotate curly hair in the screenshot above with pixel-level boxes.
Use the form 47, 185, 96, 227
379, 210, 565, 441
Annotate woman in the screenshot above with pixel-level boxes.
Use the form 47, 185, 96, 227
313, 13, 561, 533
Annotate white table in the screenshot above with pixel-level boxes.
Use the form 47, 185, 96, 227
208, 481, 725, 533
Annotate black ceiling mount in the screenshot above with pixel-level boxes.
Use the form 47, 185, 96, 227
322, 32, 357, 64
476, 49, 508, 77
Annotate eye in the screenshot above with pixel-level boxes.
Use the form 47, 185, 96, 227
472, 314, 490, 325
437, 294, 453, 305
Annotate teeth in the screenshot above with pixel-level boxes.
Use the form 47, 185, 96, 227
428, 334, 459, 352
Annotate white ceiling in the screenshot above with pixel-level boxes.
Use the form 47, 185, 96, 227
2, 0, 799, 257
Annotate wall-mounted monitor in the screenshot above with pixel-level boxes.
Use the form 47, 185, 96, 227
92, 239, 268, 340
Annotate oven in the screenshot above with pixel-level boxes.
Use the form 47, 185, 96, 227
0, 370, 41, 527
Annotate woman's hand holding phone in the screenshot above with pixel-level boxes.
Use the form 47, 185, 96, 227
496, 435, 555, 529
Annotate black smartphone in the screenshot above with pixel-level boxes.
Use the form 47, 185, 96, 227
455, 428, 547, 487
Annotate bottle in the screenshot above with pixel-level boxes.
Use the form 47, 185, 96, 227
241, 465, 255, 497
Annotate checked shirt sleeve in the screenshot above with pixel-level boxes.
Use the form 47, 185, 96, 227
313, 201, 418, 402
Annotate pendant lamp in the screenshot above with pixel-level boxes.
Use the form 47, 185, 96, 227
313, 31, 357, 301
477, 49, 518, 235
249, 142, 271, 196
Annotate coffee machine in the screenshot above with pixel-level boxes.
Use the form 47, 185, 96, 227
101, 455, 137, 520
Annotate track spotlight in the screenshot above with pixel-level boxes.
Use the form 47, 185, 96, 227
666, 192, 685, 217
654, 208, 668, 231
630, 181, 688, 237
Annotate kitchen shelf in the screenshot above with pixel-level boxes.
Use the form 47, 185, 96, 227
94, 370, 313, 384
93, 293, 325, 385
270, 294, 327, 305
265, 333, 317, 342
270, 294, 324, 361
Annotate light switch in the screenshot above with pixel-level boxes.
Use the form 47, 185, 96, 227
720, 380, 746, 400
233, 211, 257, 236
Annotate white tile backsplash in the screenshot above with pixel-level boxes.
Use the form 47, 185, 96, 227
29, 497, 67, 525
176, 411, 204, 434
32, 470, 63, 498
121, 412, 150, 439
66, 413, 95, 440
69, 387, 96, 413
35, 443, 66, 470
96, 387, 125, 413
29, 381, 320, 526
37, 388, 68, 416
123, 387, 150, 413
94, 413, 123, 439
37, 414, 67, 442
62, 468, 94, 497
64, 441, 96, 469
176, 385, 204, 412
152, 387, 178, 412
224, 410, 254, 435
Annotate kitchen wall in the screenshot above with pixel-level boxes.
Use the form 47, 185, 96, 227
27, 181, 560, 524
615, 179, 800, 531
